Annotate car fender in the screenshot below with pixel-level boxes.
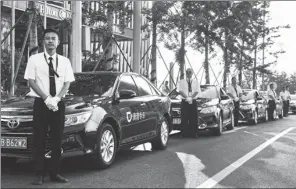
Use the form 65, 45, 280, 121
84, 106, 119, 133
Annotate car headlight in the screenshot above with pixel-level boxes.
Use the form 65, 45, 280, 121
240, 105, 253, 110
200, 106, 217, 114
65, 112, 92, 127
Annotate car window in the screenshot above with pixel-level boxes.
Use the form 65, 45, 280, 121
220, 89, 229, 98
117, 75, 139, 95
149, 82, 162, 96
291, 95, 296, 100
133, 76, 153, 96
197, 85, 219, 99
68, 74, 117, 97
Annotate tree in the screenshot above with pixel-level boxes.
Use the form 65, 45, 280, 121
142, 1, 174, 85
158, 2, 197, 80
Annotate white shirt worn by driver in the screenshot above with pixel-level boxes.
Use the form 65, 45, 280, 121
24, 51, 75, 98
176, 78, 201, 97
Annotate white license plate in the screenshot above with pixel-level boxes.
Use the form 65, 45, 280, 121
1, 137, 27, 149
173, 118, 181, 124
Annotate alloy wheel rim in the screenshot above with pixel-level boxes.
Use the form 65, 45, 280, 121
161, 120, 169, 145
100, 130, 115, 163
231, 112, 234, 127
254, 111, 258, 124
265, 110, 268, 121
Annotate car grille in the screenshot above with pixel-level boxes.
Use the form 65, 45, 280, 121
1, 120, 33, 133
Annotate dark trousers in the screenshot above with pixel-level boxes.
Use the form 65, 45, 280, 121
268, 100, 276, 120
233, 101, 240, 126
181, 99, 198, 137
283, 100, 288, 116
33, 98, 65, 176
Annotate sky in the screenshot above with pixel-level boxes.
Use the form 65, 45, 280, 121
155, 1, 296, 88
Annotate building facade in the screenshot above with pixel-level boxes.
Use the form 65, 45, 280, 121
1, 1, 151, 75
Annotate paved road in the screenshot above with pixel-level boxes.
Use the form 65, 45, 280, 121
2, 114, 296, 188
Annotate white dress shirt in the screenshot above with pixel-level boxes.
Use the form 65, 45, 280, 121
280, 91, 289, 101
24, 52, 75, 98
227, 84, 242, 100
176, 78, 201, 97
267, 89, 277, 101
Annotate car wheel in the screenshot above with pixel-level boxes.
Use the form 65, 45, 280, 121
152, 117, 169, 150
93, 123, 117, 169
226, 111, 234, 130
279, 109, 283, 119
263, 109, 268, 122
213, 115, 223, 136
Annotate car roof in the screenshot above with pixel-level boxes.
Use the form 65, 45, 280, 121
74, 71, 142, 77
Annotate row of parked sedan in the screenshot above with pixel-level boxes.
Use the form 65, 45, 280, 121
1, 71, 296, 169
168, 85, 296, 136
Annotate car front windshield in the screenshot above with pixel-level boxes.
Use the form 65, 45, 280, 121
197, 86, 218, 99
169, 85, 218, 99
67, 74, 118, 97
241, 91, 255, 101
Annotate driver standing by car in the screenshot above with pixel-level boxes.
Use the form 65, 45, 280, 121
177, 68, 201, 138
267, 83, 277, 121
24, 28, 75, 185
227, 76, 243, 126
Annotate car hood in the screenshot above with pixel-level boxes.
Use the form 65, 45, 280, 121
170, 97, 215, 107
1, 95, 109, 116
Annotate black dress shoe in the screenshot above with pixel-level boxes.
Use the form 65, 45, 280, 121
50, 174, 68, 183
31, 175, 44, 185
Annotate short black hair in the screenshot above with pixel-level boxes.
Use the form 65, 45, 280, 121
43, 28, 59, 38
286, 85, 289, 88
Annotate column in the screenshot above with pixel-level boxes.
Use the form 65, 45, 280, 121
132, 1, 141, 74
71, 1, 82, 72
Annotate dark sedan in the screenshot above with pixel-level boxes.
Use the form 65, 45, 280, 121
239, 89, 269, 125
1, 72, 172, 169
169, 84, 234, 136
289, 94, 296, 114
259, 91, 284, 119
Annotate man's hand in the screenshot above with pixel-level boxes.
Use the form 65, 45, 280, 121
186, 97, 193, 104
44, 96, 59, 112
234, 97, 240, 102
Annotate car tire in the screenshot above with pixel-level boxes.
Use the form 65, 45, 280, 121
152, 117, 169, 150
93, 123, 117, 169
213, 115, 223, 136
226, 111, 234, 130
263, 109, 268, 122
279, 109, 283, 119
249, 110, 258, 125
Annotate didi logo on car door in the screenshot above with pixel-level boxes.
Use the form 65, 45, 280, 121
126, 111, 146, 123
126, 112, 133, 123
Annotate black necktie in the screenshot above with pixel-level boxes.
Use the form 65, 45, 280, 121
49, 57, 56, 96
188, 80, 192, 93
234, 85, 238, 97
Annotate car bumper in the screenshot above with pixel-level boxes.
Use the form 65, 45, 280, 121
172, 112, 219, 131
1, 126, 98, 160
239, 109, 254, 121
290, 105, 296, 112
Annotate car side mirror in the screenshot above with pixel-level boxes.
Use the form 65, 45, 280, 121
118, 90, 136, 99
221, 95, 229, 100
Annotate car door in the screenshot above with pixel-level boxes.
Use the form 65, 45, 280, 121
115, 74, 143, 145
220, 88, 232, 122
256, 91, 265, 118
132, 75, 158, 138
